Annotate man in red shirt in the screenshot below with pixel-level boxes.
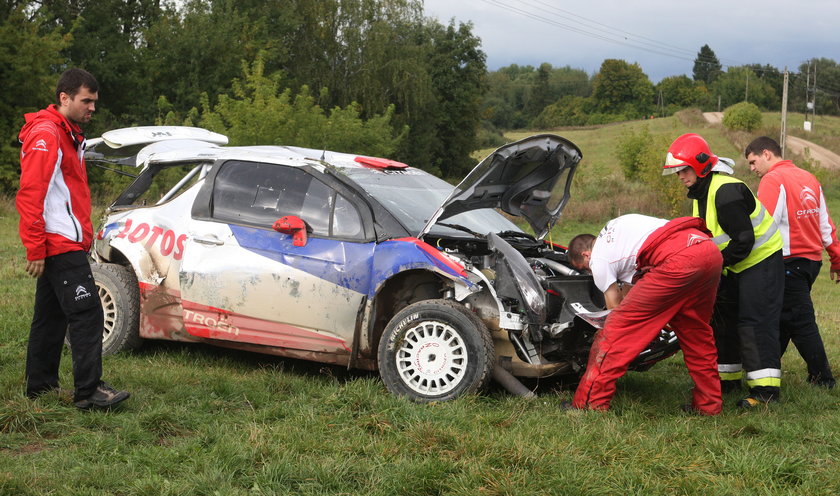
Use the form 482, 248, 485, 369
17, 68, 130, 409
745, 136, 837, 388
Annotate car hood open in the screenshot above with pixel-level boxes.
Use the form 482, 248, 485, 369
419, 134, 582, 240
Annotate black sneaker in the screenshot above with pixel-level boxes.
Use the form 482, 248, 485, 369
74, 382, 130, 410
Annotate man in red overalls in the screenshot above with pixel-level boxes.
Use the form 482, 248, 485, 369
566, 214, 723, 414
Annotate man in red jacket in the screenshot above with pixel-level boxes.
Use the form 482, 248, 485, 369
16, 68, 129, 409
745, 136, 837, 388
565, 214, 723, 414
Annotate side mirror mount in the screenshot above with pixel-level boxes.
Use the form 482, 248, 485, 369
273, 215, 308, 247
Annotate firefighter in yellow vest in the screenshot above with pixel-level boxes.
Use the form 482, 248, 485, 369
663, 133, 784, 408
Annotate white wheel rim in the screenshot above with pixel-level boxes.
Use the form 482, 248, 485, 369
395, 319, 468, 395
97, 282, 117, 345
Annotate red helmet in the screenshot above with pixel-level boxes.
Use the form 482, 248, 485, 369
663, 133, 718, 177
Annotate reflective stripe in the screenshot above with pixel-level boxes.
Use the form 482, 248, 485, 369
746, 377, 781, 388
753, 219, 779, 247
719, 371, 744, 381
718, 363, 743, 373
693, 174, 783, 273
746, 368, 782, 380
711, 208, 768, 244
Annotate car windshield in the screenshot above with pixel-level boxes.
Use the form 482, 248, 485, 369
341, 167, 523, 237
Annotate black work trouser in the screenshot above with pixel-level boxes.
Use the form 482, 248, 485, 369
780, 258, 834, 383
713, 250, 784, 395
25, 250, 103, 401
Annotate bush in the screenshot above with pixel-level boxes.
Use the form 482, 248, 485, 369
475, 121, 508, 148
615, 127, 687, 216
616, 127, 655, 181
197, 57, 403, 158
531, 96, 589, 128
722, 101, 762, 132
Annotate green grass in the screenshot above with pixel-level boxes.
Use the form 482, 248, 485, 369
3, 116, 840, 494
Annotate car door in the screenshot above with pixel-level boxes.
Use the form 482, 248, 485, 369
178, 160, 376, 354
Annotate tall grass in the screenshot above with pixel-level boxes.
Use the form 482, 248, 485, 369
2, 115, 840, 494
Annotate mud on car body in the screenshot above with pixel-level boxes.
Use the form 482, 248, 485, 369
87, 126, 679, 402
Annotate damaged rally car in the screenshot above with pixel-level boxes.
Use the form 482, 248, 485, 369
86, 126, 679, 402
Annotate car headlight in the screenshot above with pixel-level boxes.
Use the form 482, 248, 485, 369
486, 232, 546, 325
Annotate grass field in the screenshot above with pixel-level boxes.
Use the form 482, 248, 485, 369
2, 117, 840, 495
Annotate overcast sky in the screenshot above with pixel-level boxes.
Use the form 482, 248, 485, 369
422, 0, 839, 82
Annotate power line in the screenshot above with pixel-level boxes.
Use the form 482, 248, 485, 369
477, 0, 799, 75
479, 0, 704, 62
521, 0, 700, 58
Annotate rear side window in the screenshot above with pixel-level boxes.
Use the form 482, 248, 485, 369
211, 161, 363, 239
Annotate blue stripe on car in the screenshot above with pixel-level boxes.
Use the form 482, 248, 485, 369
229, 225, 469, 297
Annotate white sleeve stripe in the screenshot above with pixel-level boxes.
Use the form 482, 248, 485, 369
819, 188, 834, 247
775, 185, 790, 256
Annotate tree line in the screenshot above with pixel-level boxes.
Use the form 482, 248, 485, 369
486, 46, 840, 132
1, 0, 486, 193
3, 1, 839, 195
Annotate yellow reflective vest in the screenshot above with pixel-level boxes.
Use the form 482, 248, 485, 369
692, 174, 782, 273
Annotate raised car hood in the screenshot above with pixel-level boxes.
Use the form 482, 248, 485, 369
420, 134, 582, 240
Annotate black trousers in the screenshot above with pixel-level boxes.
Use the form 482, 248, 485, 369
780, 258, 834, 384
25, 250, 103, 401
713, 250, 784, 394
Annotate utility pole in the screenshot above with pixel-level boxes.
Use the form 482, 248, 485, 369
745, 70, 749, 102
812, 61, 817, 128
805, 60, 812, 131
780, 68, 789, 158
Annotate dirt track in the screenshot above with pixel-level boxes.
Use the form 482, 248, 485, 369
702, 112, 840, 169
784, 136, 840, 170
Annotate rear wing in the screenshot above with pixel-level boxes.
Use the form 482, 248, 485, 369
86, 126, 229, 168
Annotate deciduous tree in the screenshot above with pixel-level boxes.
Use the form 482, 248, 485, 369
591, 59, 654, 118
0, 2, 67, 193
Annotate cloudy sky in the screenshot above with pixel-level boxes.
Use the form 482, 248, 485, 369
422, 0, 839, 82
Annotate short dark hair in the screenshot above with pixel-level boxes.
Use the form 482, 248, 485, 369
744, 136, 782, 159
55, 68, 99, 105
567, 233, 596, 267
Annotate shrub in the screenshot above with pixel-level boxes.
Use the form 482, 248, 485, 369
197, 57, 403, 158
616, 127, 687, 216
475, 121, 508, 148
531, 95, 589, 128
722, 102, 762, 132
616, 127, 655, 181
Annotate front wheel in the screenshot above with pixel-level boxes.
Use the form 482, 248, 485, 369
378, 299, 495, 402
91, 262, 142, 355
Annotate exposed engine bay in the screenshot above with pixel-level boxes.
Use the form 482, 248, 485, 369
428, 229, 679, 378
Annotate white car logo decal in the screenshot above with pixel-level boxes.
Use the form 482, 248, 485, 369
74, 285, 91, 301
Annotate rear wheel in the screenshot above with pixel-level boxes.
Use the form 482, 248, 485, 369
91, 262, 142, 355
378, 299, 494, 402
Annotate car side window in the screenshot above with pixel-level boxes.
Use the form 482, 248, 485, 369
212, 161, 363, 239
333, 193, 363, 238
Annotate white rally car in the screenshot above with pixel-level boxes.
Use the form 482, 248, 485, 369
85, 126, 678, 402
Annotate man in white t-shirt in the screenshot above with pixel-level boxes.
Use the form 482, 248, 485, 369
565, 214, 724, 414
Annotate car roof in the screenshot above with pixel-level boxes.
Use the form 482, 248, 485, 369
86, 127, 411, 172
